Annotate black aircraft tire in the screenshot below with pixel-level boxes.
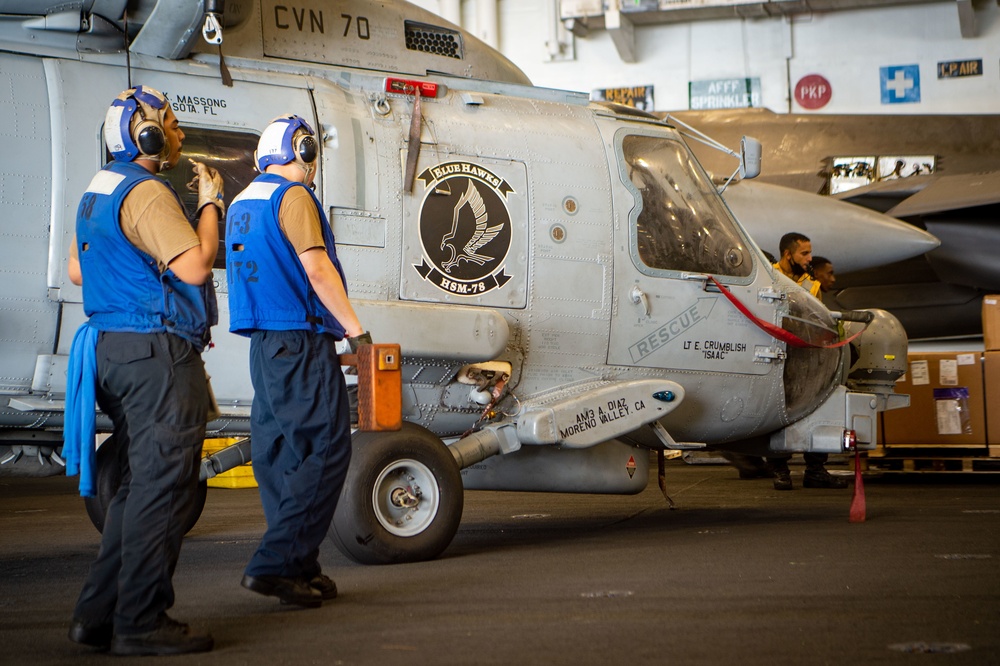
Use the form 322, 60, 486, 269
83, 434, 207, 536
329, 423, 464, 565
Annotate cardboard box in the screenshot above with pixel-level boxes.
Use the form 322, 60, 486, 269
983, 295, 1000, 351
984, 351, 1000, 449
882, 352, 986, 447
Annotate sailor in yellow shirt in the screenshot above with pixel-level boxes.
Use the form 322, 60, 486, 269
772, 231, 821, 299
765, 232, 847, 490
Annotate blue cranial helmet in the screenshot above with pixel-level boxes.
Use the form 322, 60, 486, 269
255, 115, 318, 173
104, 86, 169, 162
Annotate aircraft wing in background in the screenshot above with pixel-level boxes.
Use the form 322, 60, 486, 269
833, 170, 1000, 218
723, 180, 940, 273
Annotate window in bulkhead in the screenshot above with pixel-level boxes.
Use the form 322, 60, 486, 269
104, 127, 259, 269
622, 135, 751, 277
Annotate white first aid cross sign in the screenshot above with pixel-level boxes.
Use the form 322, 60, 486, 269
880, 65, 921, 104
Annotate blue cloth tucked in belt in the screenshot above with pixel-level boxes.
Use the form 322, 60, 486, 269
64, 323, 99, 497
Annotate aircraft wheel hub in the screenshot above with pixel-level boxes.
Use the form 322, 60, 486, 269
373, 459, 440, 537
390, 486, 420, 508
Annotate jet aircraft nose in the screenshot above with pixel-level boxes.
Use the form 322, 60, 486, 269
722, 181, 940, 273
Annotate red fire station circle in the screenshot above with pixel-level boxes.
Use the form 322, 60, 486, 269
794, 74, 832, 110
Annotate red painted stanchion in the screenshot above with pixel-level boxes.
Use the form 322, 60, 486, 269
849, 449, 867, 523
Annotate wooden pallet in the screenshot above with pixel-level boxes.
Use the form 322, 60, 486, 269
863, 455, 1000, 474
871, 444, 1000, 458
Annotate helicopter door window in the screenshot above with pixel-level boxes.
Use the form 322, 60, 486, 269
622, 135, 751, 278
104, 127, 259, 269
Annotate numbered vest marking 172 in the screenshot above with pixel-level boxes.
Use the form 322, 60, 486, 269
228, 211, 258, 283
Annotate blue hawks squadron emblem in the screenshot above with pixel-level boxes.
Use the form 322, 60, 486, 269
414, 161, 514, 296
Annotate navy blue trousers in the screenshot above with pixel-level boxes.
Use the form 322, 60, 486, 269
245, 330, 352, 579
73, 332, 207, 634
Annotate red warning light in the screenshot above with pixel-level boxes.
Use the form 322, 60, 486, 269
385, 77, 439, 98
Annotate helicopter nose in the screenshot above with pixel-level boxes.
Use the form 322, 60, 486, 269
779, 288, 843, 422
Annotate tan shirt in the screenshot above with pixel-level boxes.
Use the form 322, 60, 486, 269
71, 178, 199, 272
120, 180, 200, 271
72, 180, 323, 267
278, 186, 325, 254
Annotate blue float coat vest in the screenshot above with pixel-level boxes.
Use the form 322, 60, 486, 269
226, 173, 348, 339
76, 161, 217, 351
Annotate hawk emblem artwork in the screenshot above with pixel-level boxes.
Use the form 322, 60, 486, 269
414, 161, 514, 296
441, 179, 503, 273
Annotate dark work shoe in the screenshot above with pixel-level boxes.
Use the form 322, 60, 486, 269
804, 469, 849, 489
773, 469, 793, 491
110, 616, 213, 656
310, 574, 338, 600
68, 618, 112, 649
242, 574, 323, 608
282, 573, 338, 604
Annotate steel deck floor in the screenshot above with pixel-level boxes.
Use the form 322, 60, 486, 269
1, 457, 998, 665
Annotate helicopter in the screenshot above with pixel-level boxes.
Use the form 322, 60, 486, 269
0, 0, 916, 564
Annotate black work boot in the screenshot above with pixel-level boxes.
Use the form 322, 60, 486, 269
110, 615, 213, 656
804, 468, 849, 489
242, 574, 323, 608
280, 573, 337, 605
68, 618, 112, 650
308, 573, 338, 600
773, 469, 793, 491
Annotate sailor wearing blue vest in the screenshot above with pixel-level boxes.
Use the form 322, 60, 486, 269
66, 86, 222, 656
228, 115, 370, 609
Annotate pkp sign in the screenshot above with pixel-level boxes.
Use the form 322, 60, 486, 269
794, 74, 831, 110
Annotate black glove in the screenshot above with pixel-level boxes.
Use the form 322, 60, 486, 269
347, 331, 372, 354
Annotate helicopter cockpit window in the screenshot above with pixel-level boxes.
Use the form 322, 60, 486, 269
104, 127, 258, 269
623, 135, 751, 277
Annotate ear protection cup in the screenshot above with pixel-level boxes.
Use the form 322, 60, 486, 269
104, 85, 168, 162
134, 116, 165, 157
256, 115, 318, 173
295, 133, 318, 165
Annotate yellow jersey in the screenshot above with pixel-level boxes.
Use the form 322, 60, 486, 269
772, 262, 821, 298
